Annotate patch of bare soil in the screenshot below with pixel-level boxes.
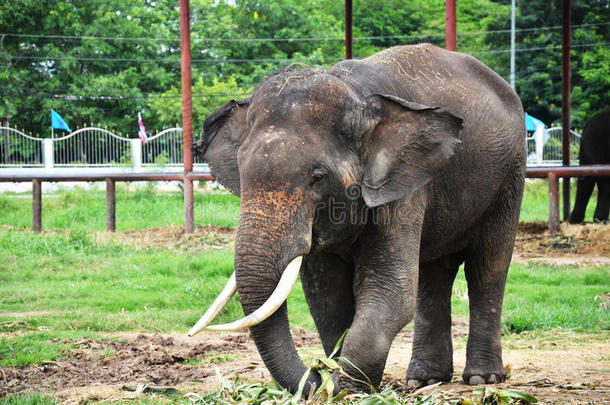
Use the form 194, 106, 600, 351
384, 327, 610, 404
0, 332, 272, 402
92, 222, 610, 263
2, 326, 608, 404
94, 225, 235, 252
514, 222, 610, 265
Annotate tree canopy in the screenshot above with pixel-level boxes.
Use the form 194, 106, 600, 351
1, 0, 608, 137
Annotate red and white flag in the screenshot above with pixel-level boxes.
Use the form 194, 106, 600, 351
138, 112, 148, 144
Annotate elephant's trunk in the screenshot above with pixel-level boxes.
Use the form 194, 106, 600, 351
233, 188, 320, 393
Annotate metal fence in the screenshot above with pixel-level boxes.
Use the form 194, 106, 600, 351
0, 125, 206, 170
526, 126, 582, 166
0, 127, 43, 166
53, 127, 132, 166
142, 127, 203, 166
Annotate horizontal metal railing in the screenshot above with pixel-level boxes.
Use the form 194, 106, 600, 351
2, 166, 610, 235
0, 171, 213, 232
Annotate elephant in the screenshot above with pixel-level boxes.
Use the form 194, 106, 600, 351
569, 106, 610, 224
190, 44, 526, 394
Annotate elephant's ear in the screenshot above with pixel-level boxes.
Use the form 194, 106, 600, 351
361, 94, 462, 207
192, 98, 250, 196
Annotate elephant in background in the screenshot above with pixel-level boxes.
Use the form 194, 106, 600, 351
569, 106, 610, 224
191, 44, 526, 394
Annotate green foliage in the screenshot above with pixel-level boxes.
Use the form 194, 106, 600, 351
501, 0, 610, 128
148, 76, 250, 132
189, 368, 538, 404
2, 0, 608, 136
0, 0, 178, 135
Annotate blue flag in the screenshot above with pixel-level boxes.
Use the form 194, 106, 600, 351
524, 113, 545, 131
51, 109, 71, 132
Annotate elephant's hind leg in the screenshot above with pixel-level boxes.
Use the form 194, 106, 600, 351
300, 253, 355, 357
462, 165, 524, 385
406, 254, 462, 388
593, 178, 610, 223
569, 176, 595, 223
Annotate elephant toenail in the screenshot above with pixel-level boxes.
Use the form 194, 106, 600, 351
426, 379, 438, 385
469, 375, 485, 385
488, 374, 498, 384
407, 379, 422, 388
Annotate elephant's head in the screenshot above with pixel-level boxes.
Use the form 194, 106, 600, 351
190, 69, 462, 392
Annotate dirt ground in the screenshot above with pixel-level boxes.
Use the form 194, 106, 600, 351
1, 223, 609, 403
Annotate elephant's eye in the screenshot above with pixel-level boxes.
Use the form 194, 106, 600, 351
311, 168, 327, 183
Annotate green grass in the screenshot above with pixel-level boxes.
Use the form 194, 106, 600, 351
0, 227, 314, 368
0, 393, 59, 405
519, 179, 598, 222
451, 263, 610, 333
0, 332, 72, 367
0, 183, 240, 231
0, 228, 608, 370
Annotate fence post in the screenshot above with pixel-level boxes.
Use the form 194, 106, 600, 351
43, 139, 54, 170
131, 139, 142, 170
2, 125, 9, 164
180, 0, 195, 235
106, 178, 116, 232
548, 172, 560, 235
32, 179, 42, 232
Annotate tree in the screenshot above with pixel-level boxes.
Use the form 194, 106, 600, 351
0, 0, 178, 136
148, 75, 250, 131
1, 0, 608, 134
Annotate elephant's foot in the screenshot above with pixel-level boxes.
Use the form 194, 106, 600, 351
405, 358, 453, 389
462, 364, 506, 385
331, 370, 375, 394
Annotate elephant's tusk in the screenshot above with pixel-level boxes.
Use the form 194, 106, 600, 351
206, 256, 303, 331
188, 272, 237, 336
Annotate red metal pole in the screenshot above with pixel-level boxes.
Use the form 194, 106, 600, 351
180, 0, 194, 234
345, 0, 353, 59
445, 0, 457, 51
561, 0, 572, 221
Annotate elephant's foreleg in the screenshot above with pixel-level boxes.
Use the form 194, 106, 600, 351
406, 254, 461, 388
300, 254, 355, 357
593, 178, 610, 223
336, 206, 423, 392
569, 176, 595, 223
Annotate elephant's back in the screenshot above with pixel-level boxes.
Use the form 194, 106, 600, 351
331, 44, 524, 150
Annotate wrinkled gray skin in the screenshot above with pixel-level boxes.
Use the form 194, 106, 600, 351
193, 44, 526, 394
569, 106, 610, 224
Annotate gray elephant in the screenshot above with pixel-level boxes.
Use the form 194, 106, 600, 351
569, 106, 610, 224
190, 44, 526, 394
